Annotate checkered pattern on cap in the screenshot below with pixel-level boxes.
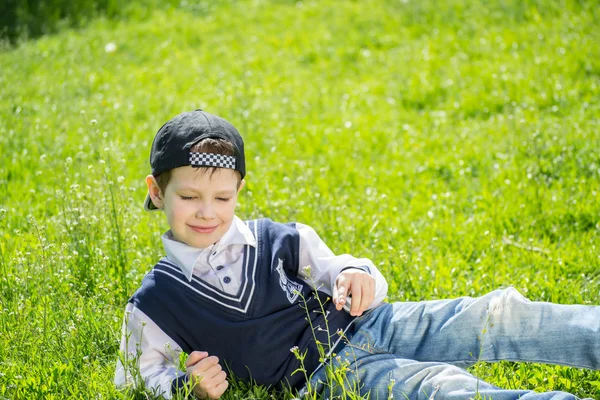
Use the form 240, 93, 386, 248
189, 152, 236, 170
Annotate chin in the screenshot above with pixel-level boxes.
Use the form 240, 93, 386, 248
187, 239, 212, 249
192, 234, 220, 249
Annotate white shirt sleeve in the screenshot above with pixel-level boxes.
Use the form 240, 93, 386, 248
296, 222, 388, 310
114, 303, 185, 399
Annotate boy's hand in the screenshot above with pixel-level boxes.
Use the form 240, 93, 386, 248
185, 351, 229, 399
333, 269, 375, 316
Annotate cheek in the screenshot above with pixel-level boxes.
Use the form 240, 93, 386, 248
166, 200, 191, 225
219, 201, 237, 220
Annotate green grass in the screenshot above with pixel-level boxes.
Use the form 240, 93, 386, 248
1, 0, 600, 398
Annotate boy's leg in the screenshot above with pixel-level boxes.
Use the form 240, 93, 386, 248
310, 351, 583, 399
354, 287, 600, 369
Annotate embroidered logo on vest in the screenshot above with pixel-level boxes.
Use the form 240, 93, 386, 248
275, 258, 303, 303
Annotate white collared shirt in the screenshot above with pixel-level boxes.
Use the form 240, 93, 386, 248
114, 216, 388, 398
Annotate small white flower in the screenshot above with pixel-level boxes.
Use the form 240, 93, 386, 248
105, 42, 117, 53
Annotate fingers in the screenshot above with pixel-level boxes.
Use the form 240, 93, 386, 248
193, 374, 229, 400
191, 367, 226, 387
360, 276, 376, 315
336, 270, 376, 316
188, 356, 221, 386
186, 350, 209, 367
197, 370, 228, 399
202, 363, 225, 380
187, 353, 228, 399
350, 282, 362, 316
333, 275, 348, 311
209, 379, 229, 399
196, 355, 221, 371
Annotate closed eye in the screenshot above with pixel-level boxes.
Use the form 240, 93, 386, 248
216, 197, 231, 202
180, 196, 195, 201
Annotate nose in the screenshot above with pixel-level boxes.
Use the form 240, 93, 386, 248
195, 201, 215, 220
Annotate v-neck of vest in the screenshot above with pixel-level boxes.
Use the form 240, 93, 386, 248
152, 220, 260, 314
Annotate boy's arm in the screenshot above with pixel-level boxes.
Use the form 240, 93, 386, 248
296, 222, 388, 312
114, 303, 185, 399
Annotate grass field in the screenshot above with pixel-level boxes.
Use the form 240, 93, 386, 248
1, 0, 600, 398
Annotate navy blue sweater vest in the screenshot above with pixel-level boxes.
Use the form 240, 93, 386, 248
129, 218, 355, 390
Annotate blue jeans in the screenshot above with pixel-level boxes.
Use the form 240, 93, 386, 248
307, 288, 600, 399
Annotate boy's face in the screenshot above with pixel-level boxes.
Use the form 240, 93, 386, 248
146, 166, 244, 248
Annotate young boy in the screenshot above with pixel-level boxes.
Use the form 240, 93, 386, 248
115, 109, 600, 400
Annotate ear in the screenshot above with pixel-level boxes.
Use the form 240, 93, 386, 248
237, 179, 246, 194
146, 175, 165, 209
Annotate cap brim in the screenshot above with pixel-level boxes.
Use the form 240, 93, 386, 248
143, 193, 160, 211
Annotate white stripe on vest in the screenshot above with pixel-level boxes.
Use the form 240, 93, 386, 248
275, 258, 303, 303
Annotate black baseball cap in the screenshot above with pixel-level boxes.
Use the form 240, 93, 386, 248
144, 109, 246, 211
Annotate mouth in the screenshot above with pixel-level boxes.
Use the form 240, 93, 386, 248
188, 224, 219, 234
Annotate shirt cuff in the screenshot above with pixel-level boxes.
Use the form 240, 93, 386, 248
340, 265, 372, 275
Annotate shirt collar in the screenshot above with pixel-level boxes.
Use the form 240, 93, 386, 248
161, 216, 256, 281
